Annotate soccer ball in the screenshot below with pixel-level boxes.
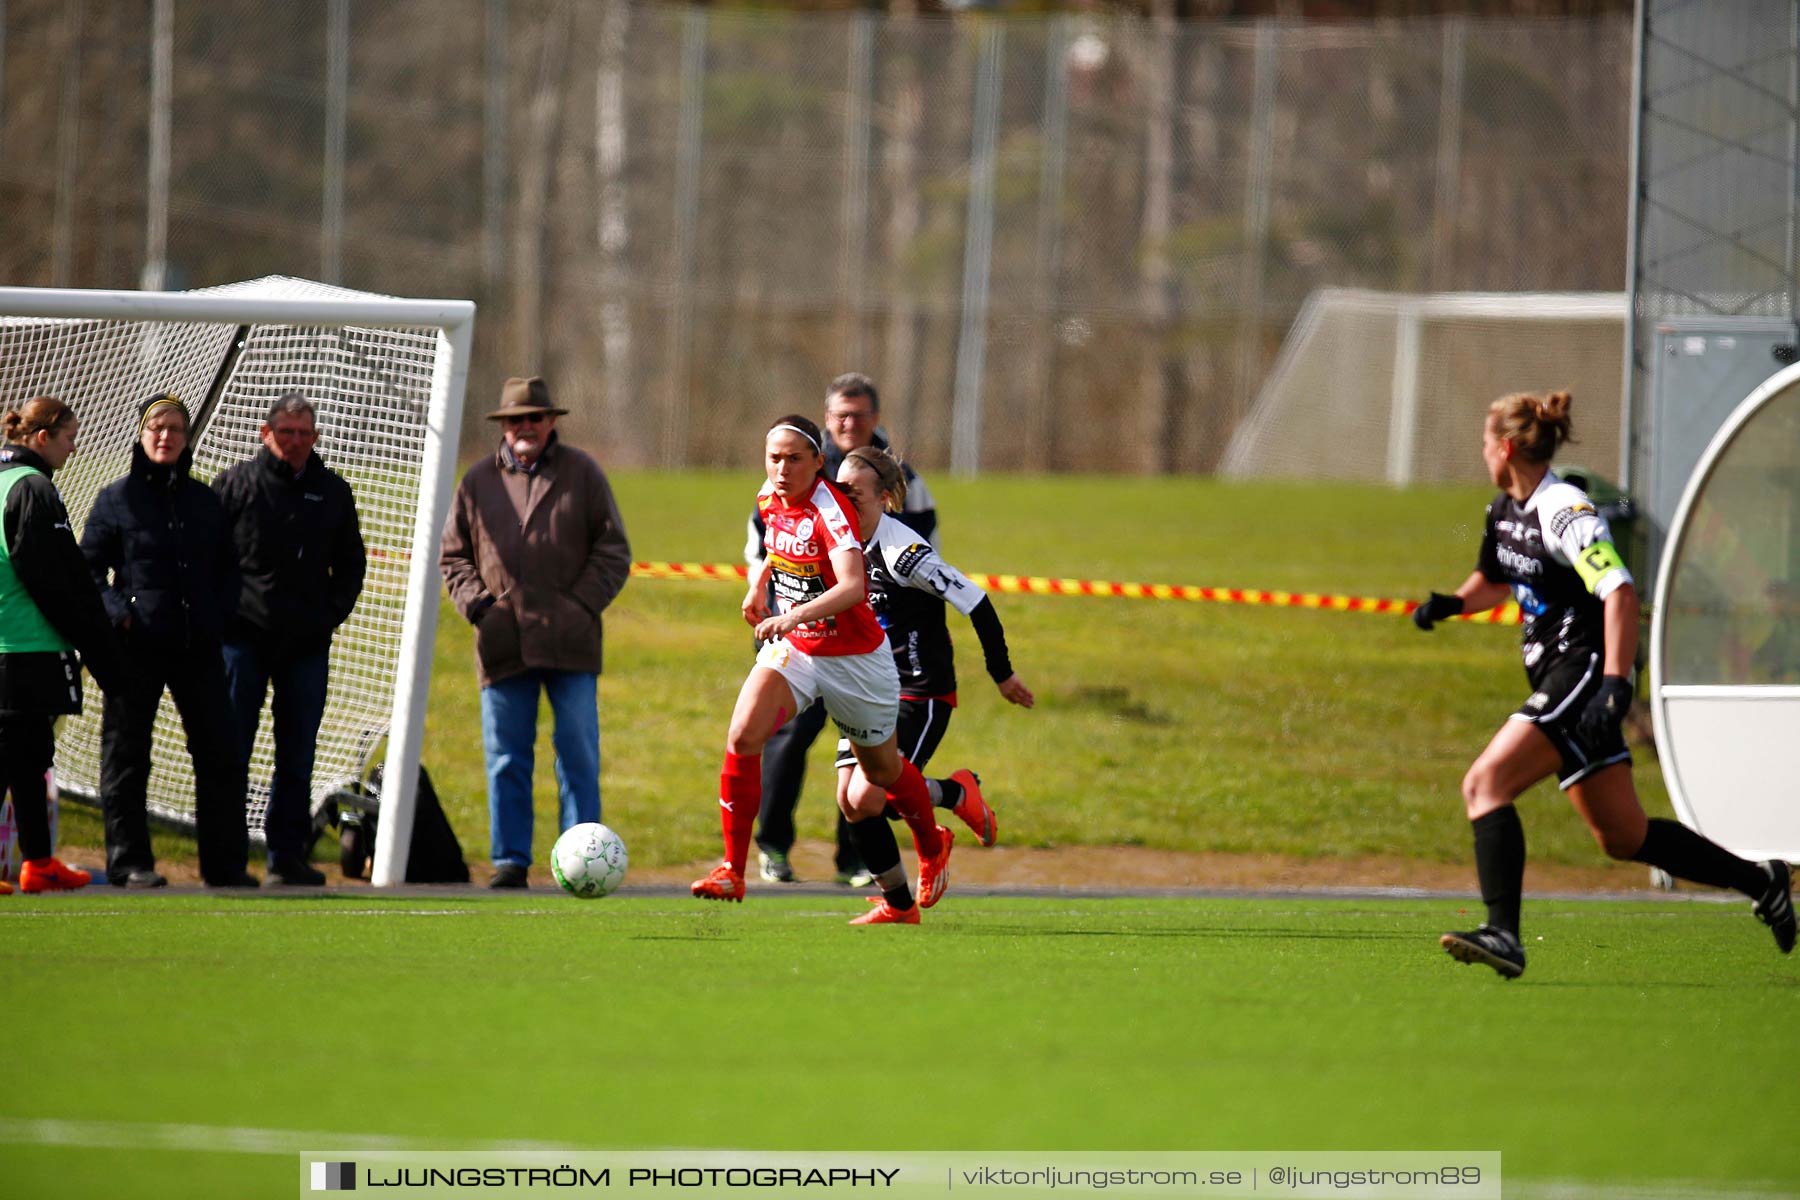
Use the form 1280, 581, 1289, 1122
551, 823, 628, 899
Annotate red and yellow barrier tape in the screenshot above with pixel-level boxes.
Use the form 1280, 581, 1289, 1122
629, 561, 1522, 625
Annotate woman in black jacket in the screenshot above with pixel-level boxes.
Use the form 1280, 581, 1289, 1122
81, 394, 256, 888
1, 396, 122, 894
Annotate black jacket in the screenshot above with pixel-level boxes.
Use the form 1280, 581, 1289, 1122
0, 446, 124, 713
81, 443, 241, 648
212, 446, 366, 656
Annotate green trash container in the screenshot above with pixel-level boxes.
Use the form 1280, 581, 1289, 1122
1554, 463, 1639, 576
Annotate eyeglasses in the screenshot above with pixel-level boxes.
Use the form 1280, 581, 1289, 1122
826, 409, 873, 425
503, 413, 549, 426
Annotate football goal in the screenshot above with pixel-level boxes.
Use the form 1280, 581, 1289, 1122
0, 277, 474, 886
1221, 289, 1628, 486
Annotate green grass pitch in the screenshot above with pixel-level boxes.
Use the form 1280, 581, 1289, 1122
3, 891, 1794, 1198
13, 473, 1794, 1197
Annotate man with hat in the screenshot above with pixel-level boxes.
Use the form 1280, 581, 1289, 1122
214, 391, 366, 886
82, 392, 254, 888
440, 376, 632, 889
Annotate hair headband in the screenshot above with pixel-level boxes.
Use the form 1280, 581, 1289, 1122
772, 423, 820, 452
139, 396, 188, 434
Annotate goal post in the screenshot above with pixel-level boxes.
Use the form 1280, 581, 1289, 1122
0, 277, 475, 887
1222, 288, 1628, 486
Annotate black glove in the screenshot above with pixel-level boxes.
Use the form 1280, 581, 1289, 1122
1412, 591, 1465, 631
1576, 675, 1634, 745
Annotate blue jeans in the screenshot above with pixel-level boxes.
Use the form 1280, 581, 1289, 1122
480, 669, 601, 868
223, 639, 331, 863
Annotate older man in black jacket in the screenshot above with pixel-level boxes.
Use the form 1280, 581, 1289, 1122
214, 392, 365, 886
82, 393, 253, 889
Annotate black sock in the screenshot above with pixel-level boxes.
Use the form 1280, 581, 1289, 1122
847, 816, 914, 909
1631, 818, 1766, 897
1472, 807, 1526, 936
845, 814, 903, 878
935, 777, 963, 811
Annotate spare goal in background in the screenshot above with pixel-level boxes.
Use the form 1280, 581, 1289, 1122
0, 277, 473, 885
1221, 289, 1627, 486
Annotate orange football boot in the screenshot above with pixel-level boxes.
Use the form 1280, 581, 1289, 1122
850, 897, 920, 925
19, 857, 92, 893
690, 862, 746, 902
949, 769, 996, 847
915, 824, 954, 909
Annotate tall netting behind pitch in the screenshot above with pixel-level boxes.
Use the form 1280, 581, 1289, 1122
1221, 290, 1627, 486
1, 277, 444, 842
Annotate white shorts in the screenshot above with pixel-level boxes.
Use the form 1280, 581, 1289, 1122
755, 638, 898, 747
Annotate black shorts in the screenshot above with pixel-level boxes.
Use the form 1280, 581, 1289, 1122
1511, 652, 1632, 789
835, 696, 955, 771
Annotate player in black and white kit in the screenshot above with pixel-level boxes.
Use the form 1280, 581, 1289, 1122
1413, 390, 1794, 978
830, 445, 1034, 871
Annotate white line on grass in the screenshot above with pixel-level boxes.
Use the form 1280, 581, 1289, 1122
0, 1117, 571, 1155
0, 908, 576, 919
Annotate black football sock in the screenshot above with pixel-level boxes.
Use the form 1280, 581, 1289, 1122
846, 813, 912, 909
1471, 806, 1526, 936
925, 776, 964, 811
1631, 818, 1767, 897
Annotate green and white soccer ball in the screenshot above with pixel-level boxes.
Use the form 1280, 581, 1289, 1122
551, 822, 628, 899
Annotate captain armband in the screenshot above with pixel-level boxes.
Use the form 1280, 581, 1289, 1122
1573, 539, 1630, 595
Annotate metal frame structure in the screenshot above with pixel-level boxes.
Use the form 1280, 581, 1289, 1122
1623, 0, 1800, 501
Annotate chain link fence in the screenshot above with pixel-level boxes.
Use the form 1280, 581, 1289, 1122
0, 1, 1632, 475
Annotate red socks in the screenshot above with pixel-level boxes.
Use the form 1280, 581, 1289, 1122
720, 752, 762, 874
885, 757, 942, 857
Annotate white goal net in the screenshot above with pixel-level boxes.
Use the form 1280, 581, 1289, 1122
0, 277, 474, 884
1222, 289, 1628, 486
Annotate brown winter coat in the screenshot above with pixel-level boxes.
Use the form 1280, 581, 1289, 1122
439, 436, 631, 687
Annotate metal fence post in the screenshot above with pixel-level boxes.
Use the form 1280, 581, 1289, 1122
322, 0, 348, 285
1235, 17, 1278, 429
842, 10, 874, 369
1430, 15, 1466, 291
951, 20, 1003, 478
1032, 16, 1071, 469
668, 7, 707, 468
51, 0, 82, 288
142, 0, 173, 292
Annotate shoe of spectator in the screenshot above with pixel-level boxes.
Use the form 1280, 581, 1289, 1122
487, 863, 529, 889
206, 872, 261, 889
19, 857, 92, 893
949, 769, 996, 847
691, 862, 745, 902
267, 856, 326, 887
758, 850, 796, 883
1439, 925, 1526, 979
850, 897, 919, 925
117, 869, 168, 889
834, 868, 875, 888
1754, 860, 1796, 954
916, 824, 954, 909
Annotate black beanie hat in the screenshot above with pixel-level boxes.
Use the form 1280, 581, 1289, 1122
137, 392, 191, 435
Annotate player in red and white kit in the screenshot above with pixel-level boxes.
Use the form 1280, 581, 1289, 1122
692, 414, 953, 924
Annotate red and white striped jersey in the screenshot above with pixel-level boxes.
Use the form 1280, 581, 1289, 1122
756, 477, 886, 656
